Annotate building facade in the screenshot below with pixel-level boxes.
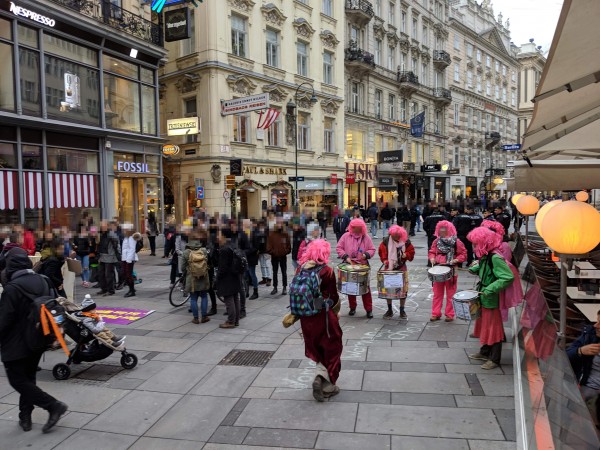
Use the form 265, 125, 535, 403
344, 0, 453, 208
159, 0, 346, 220
0, 0, 166, 230
447, 0, 520, 201
515, 39, 546, 144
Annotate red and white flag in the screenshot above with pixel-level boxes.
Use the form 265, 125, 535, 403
257, 108, 281, 130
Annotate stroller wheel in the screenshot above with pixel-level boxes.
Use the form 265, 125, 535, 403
52, 363, 71, 380
120, 353, 138, 370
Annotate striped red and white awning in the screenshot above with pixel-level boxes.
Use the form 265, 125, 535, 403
48, 173, 98, 208
0, 171, 18, 210
23, 172, 43, 210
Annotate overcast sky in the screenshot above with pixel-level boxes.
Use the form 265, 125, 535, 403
493, 0, 564, 52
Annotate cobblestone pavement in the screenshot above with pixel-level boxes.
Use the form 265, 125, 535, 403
0, 227, 516, 449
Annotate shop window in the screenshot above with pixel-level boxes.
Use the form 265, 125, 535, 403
0, 17, 11, 40
345, 129, 364, 160
19, 48, 41, 116
103, 54, 137, 79
104, 73, 141, 133
145, 155, 160, 173
22, 145, 42, 170
141, 85, 156, 135
0, 42, 15, 111
141, 67, 154, 84
17, 24, 38, 49
44, 33, 97, 67
48, 147, 98, 173
0, 143, 17, 169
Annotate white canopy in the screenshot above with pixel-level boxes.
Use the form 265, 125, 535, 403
511, 160, 600, 191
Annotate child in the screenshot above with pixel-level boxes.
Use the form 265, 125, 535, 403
76, 295, 125, 346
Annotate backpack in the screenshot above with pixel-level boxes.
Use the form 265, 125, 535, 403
188, 248, 208, 278
135, 239, 143, 253
289, 265, 325, 316
231, 247, 248, 275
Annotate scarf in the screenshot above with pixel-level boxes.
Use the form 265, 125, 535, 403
436, 236, 457, 264
387, 237, 405, 270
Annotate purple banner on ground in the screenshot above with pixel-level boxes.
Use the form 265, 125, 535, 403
96, 307, 155, 325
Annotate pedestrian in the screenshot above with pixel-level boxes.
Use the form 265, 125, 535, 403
423, 206, 447, 254
247, 220, 261, 300
20, 225, 36, 256
366, 202, 379, 238
256, 220, 272, 287
120, 224, 140, 298
298, 222, 321, 264
317, 210, 328, 239
169, 224, 188, 288
0, 248, 68, 433
230, 220, 250, 317
333, 210, 351, 242
493, 205, 511, 239
291, 220, 306, 270
182, 230, 211, 324
162, 221, 176, 259
378, 225, 415, 320
267, 217, 291, 295
396, 205, 411, 234
96, 221, 120, 297
295, 239, 342, 402
73, 227, 93, 288
335, 218, 376, 318
467, 227, 514, 369
216, 229, 242, 329
568, 313, 600, 406
409, 204, 420, 235
380, 203, 393, 235
38, 240, 66, 298
453, 205, 482, 266
427, 220, 467, 322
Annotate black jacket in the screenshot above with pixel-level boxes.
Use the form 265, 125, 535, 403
567, 325, 600, 386
246, 231, 260, 267
453, 213, 483, 237
39, 255, 64, 290
215, 243, 242, 297
494, 212, 512, 234
254, 228, 268, 254
423, 212, 446, 237
396, 207, 411, 222
333, 215, 350, 236
73, 236, 92, 256
380, 207, 393, 221
292, 228, 307, 261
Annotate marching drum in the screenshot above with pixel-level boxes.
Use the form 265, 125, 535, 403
427, 265, 453, 283
337, 263, 370, 296
377, 269, 408, 300
452, 290, 481, 321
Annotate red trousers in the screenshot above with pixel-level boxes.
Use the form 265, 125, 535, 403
300, 309, 343, 383
432, 276, 457, 318
348, 291, 373, 312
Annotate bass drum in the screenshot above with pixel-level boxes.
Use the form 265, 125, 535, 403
337, 263, 370, 296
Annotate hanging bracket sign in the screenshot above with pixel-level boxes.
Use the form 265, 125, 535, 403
221, 93, 269, 116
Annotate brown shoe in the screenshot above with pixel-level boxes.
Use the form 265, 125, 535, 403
201, 317, 210, 323
430, 315, 441, 322
219, 322, 235, 329
444, 317, 454, 322
191, 318, 200, 324
312, 375, 325, 402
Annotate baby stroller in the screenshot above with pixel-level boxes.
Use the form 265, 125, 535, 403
51, 299, 138, 380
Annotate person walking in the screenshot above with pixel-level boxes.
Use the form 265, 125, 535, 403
216, 229, 242, 329
267, 217, 291, 295
73, 227, 93, 288
247, 221, 261, 300
366, 202, 379, 238
0, 248, 68, 433
291, 220, 306, 270
96, 221, 120, 297
380, 203, 393, 236
182, 231, 211, 324
317, 210, 328, 239
145, 212, 158, 256
333, 210, 351, 242
396, 205, 412, 234
256, 220, 272, 287
38, 240, 66, 298
493, 205, 512, 239
120, 225, 140, 298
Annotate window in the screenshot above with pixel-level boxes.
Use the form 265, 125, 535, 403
375, 0, 382, 16
476, 74, 482, 92
485, 113, 491, 132
374, 89, 382, 119
297, 113, 310, 150
422, 25, 428, 46
400, 52, 407, 71
389, 2, 395, 26
323, 51, 333, 84
495, 61, 500, 72
495, 85, 500, 100
434, 109, 442, 133
467, 70, 473, 87
412, 18, 418, 39
266, 29, 279, 67
467, 107, 473, 129
486, 81, 491, 96
233, 112, 250, 143
511, 70, 516, 82
322, 0, 333, 16
374, 134, 382, 153
401, 11, 406, 33
511, 91, 516, 106
388, 94, 396, 120
476, 48, 481, 62
473, 110, 479, 130
350, 82, 362, 114
466, 43, 473, 57
231, 15, 247, 57
502, 65, 506, 76
324, 118, 334, 153
411, 57, 417, 74
345, 130, 364, 160
410, 101, 417, 117
297, 41, 308, 76
485, 55, 491, 67
400, 98, 407, 122
386, 137, 396, 151
454, 147, 460, 168
453, 103, 459, 126
454, 33, 460, 50
453, 63, 459, 82
387, 45, 395, 70
421, 62, 428, 85
374, 39, 382, 65
267, 109, 282, 147
435, 1, 443, 18
182, 97, 197, 143
494, 116, 500, 131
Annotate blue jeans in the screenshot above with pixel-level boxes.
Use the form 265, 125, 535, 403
416, 221, 422, 232
190, 291, 208, 319
247, 265, 258, 288
383, 220, 391, 235
370, 220, 378, 237
77, 254, 90, 282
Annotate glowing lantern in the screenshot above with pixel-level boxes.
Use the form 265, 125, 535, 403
535, 200, 562, 238
576, 191, 589, 202
511, 193, 524, 205
541, 201, 600, 254
516, 195, 540, 216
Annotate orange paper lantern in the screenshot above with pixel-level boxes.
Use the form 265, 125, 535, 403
516, 195, 540, 216
541, 201, 600, 254
535, 200, 562, 238
511, 193, 524, 205
576, 191, 589, 202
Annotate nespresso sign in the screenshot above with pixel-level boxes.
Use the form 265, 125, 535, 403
164, 8, 190, 42
9, 2, 55, 27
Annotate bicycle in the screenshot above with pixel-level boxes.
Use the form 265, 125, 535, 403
169, 273, 190, 307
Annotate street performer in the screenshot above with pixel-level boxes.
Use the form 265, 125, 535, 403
428, 220, 467, 322
378, 225, 415, 320
336, 219, 376, 318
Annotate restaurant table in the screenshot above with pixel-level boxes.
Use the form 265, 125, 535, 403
575, 303, 600, 322
567, 287, 600, 301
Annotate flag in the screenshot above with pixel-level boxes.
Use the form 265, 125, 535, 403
257, 108, 281, 130
410, 111, 425, 137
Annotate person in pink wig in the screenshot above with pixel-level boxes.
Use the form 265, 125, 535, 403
336, 218, 376, 318
467, 227, 514, 370
378, 225, 415, 319
427, 220, 467, 322
297, 239, 342, 401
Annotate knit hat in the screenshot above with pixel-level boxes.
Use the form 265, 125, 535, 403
81, 294, 96, 312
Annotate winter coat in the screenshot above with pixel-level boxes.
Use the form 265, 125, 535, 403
267, 229, 291, 258
396, 208, 411, 223
494, 212, 512, 234
215, 243, 242, 297
121, 236, 138, 263
247, 231, 261, 267
378, 237, 415, 270
568, 325, 600, 386
22, 230, 36, 256
145, 219, 158, 237
380, 206, 393, 221
254, 228, 268, 254
468, 253, 514, 309
453, 213, 483, 237
336, 232, 376, 265
173, 234, 188, 273
38, 255, 65, 291
181, 240, 210, 293
423, 212, 447, 237
292, 228, 306, 261
333, 215, 350, 236
73, 236, 92, 256
367, 205, 379, 221
428, 238, 468, 266
98, 231, 120, 263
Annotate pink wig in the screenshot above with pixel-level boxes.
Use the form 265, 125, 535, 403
299, 239, 331, 265
467, 227, 502, 258
388, 225, 408, 243
434, 220, 457, 237
347, 218, 367, 236
481, 219, 505, 237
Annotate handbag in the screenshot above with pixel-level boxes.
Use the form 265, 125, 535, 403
66, 258, 82, 276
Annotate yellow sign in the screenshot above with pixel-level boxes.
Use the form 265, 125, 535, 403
162, 144, 180, 156
243, 166, 288, 175
167, 117, 200, 136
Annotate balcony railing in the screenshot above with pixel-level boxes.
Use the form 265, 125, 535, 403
47, 0, 162, 46
433, 87, 452, 102
345, 42, 375, 67
397, 71, 419, 84
345, 0, 374, 22
433, 50, 451, 67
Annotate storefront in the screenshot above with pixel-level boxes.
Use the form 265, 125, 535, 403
344, 162, 378, 208
450, 176, 465, 201
0, 0, 165, 229
297, 179, 339, 220
466, 176, 478, 199
375, 176, 397, 207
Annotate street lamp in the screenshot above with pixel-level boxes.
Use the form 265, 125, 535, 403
287, 82, 318, 209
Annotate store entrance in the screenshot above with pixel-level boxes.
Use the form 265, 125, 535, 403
114, 177, 160, 232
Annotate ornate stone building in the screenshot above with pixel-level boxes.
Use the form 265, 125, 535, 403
515, 39, 546, 144
160, 0, 345, 219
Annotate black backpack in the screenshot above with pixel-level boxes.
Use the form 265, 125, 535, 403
135, 239, 143, 253
231, 247, 248, 275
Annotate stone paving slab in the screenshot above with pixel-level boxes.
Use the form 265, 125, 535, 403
137, 362, 213, 394
455, 395, 515, 410
363, 371, 471, 395
315, 431, 391, 450
0, 420, 76, 449
191, 365, 261, 398
390, 435, 469, 450
367, 347, 471, 364
58, 429, 138, 450
243, 427, 318, 448
124, 335, 197, 353
129, 436, 205, 449
477, 374, 515, 397
390, 392, 457, 407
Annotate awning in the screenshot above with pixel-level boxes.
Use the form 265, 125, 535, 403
23, 172, 43, 210
0, 171, 18, 210
512, 160, 600, 191
48, 173, 98, 208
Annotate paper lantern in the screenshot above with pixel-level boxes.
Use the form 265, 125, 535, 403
516, 195, 540, 216
511, 193, 524, 205
535, 200, 562, 238
541, 201, 600, 254
576, 191, 589, 202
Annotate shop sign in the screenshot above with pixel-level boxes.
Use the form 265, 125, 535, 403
330, 174, 337, 184
116, 161, 150, 174
230, 159, 242, 176
9, 2, 56, 27
466, 176, 478, 186
167, 117, 200, 136
297, 180, 324, 190
162, 144, 180, 156
345, 162, 378, 181
243, 165, 287, 175
346, 173, 355, 184
421, 164, 441, 172
164, 8, 191, 42
377, 150, 403, 164
378, 177, 395, 186
221, 93, 269, 116
451, 176, 464, 185
446, 168, 460, 175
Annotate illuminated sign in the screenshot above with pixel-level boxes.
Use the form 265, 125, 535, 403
167, 117, 200, 136
162, 144, 180, 156
164, 8, 191, 42
116, 161, 150, 174
9, 2, 55, 27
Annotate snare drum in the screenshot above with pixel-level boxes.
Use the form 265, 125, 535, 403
452, 290, 481, 321
377, 270, 408, 300
427, 266, 453, 283
337, 263, 370, 296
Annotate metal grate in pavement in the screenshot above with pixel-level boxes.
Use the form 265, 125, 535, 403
218, 349, 275, 367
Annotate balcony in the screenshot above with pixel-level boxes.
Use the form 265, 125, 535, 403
433, 87, 452, 105
433, 50, 451, 69
47, 0, 162, 46
345, 42, 375, 76
397, 71, 419, 96
345, 0, 374, 26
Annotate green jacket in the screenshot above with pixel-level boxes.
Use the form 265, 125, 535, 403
469, 253, 514, 309
181, 240, 210, 293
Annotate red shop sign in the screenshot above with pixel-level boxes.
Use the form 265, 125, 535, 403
330, 174, 338, 184
346, 173, 355, 184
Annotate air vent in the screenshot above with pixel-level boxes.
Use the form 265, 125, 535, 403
218, 350, 275, 367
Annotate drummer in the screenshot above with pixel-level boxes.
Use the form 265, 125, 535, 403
378, 225, 415, 319
336, 218, 376, 318
427, 220, 467, 322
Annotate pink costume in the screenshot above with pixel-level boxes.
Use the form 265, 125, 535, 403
335, 219, 376, 312
427, 221, 467, 319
